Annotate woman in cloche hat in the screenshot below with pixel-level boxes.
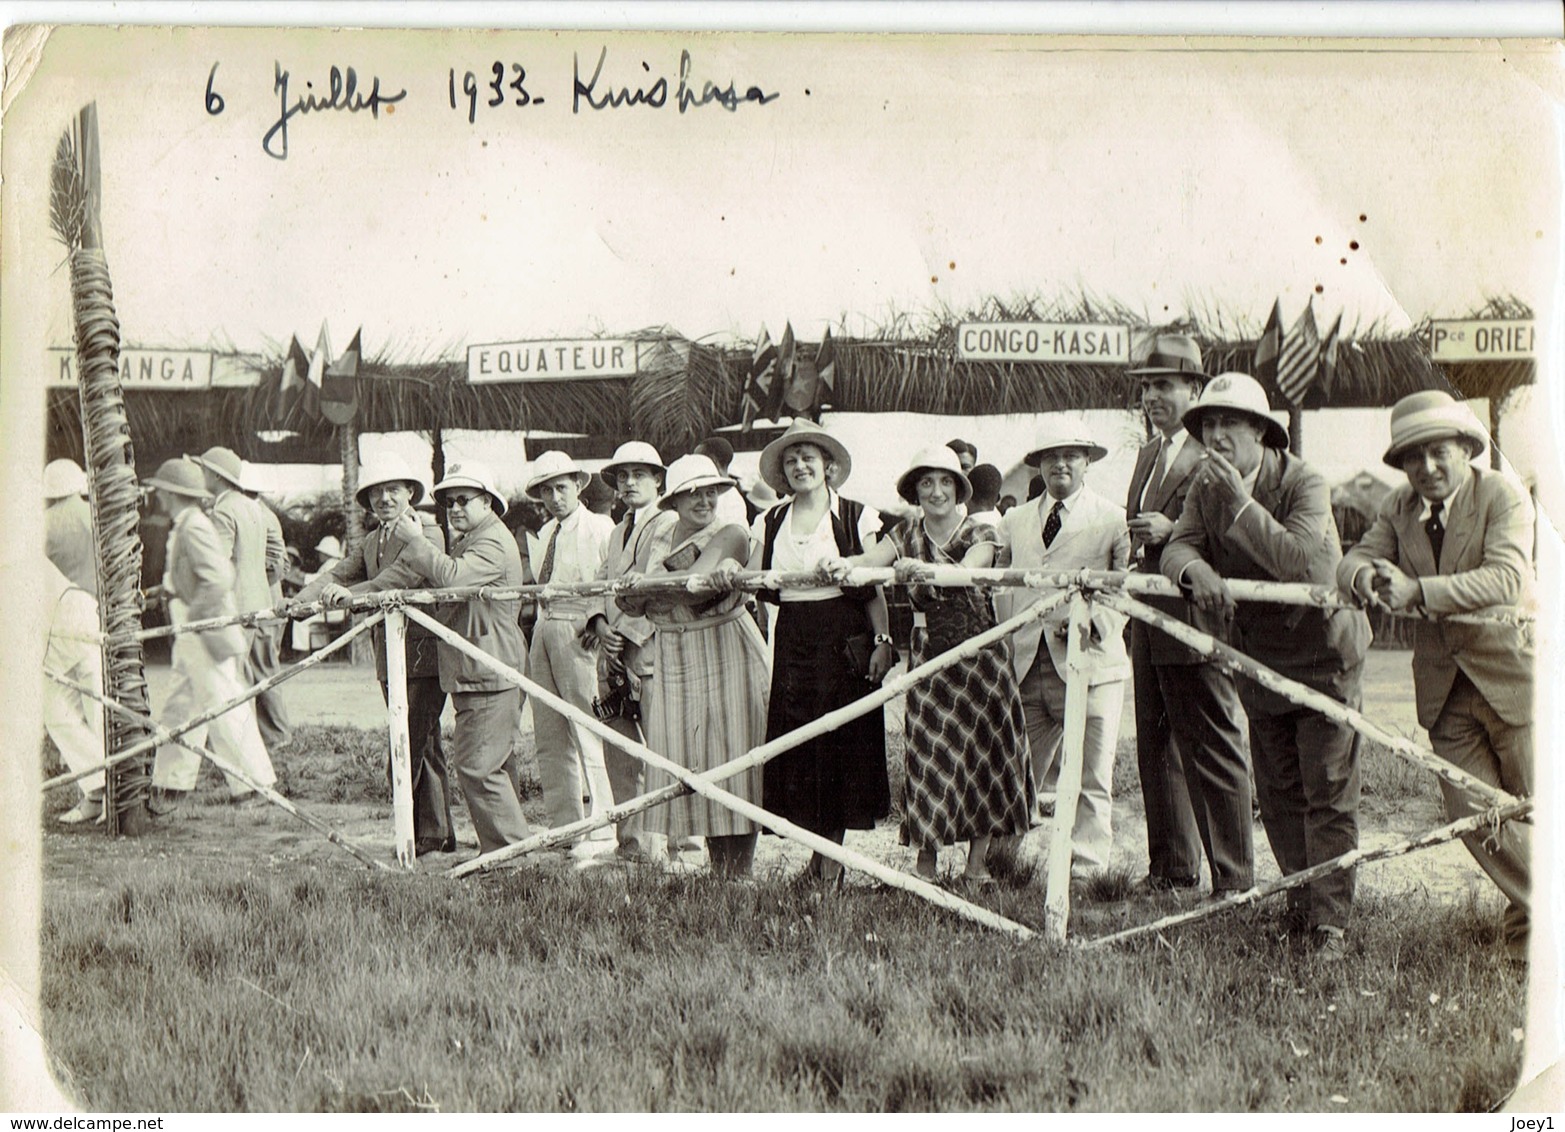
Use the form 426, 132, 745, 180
713, 419, 892, 885
617, 454, 769, 876
821, 445, 1032, 883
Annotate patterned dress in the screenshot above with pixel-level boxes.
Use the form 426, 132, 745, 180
889, 516, 1033, 848
638, 522, 769, 839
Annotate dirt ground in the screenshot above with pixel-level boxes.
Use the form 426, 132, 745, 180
41, 648, 1496, 916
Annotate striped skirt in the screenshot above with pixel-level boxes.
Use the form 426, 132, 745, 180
641, 606, 770, 838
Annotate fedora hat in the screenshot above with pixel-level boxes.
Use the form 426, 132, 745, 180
43, 458, 88, 501
602, 441, 666, 482
896, 445, 973, 506
1025, 420, 1109, 466
434, 461, 508, 517
1181, 372, 1289, 449
1382, 390, 1488, 468
658, 454, 737, 511
1127, 333, 1209, 381
525, 450, 591, 498
354, 455, 427, 509
144, 457, 212, 499
314, 534, 345, 560
757, 420, 852, 495
194, 446, 246, 489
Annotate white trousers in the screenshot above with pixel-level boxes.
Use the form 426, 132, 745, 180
44, 671, 105, 797
151, 622, 276, 796
529, 618, 615, 842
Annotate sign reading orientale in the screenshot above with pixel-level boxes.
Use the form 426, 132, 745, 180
1430, 319, 1536, 363
49, 348, 214, 389
957, 322, 1130, 364
467, 339, 638, 383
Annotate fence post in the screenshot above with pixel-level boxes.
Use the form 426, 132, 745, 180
1043, 588, 1092, 944
384, 608, 415, 868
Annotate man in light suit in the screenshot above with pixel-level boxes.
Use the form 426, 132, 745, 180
147, 458, 276, 812
1124, 335, 1253, 898
525, 450, 619, 859
1163, 373, 1370, 960
996, 422, 1131, 878
196, 447, 285, 761
295, 456, 457, 855
44, 458, 98, 596
239, 462, 292, 755
1339, 391, 1534, 960
585, 441, 672, 860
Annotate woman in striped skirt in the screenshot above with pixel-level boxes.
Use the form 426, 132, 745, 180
617, 454, 768, 876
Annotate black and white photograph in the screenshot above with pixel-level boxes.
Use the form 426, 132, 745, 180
3, 5, 1562, 1115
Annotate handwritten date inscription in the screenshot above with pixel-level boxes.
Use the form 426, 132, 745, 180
263, 62, 407, 160
573, 48, 779, 114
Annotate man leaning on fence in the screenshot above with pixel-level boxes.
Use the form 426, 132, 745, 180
1161, 373, 1370, 962
294, 456, 458, 856
1338, 391, 1534, 963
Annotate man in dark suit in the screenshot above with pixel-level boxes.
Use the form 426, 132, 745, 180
1163, 372, 1370, 960
1339, 391, 1534, 960
295, 457, 456, 855
1123, 334, 1252, 899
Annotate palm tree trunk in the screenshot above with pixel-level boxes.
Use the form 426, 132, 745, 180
52, 103, 156, 834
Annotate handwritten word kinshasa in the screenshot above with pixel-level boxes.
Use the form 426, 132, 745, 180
262, 63, 408, 160
573, 47, 779, 114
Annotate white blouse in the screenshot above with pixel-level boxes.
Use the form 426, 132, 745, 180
748, 492, 882, 603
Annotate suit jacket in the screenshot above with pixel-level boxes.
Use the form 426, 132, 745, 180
399, 510, 527, 693
1163, 447, 1369, 714
996, 485, 1131, 686
165, 506, 247, 660
209, 489, 277, 615
595, 505, 672, 679
527, 506, 615, 621
295, 512, 448, 682
45, 495, 98, 596
1124, 429, 1207, 666
1338, 467, 1534, 728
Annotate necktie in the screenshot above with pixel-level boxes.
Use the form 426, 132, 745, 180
1425, 501, 1445, 564
621, 508, 637, 551
1144, 437, 1170, 506
1042, 500, 1065, 548
538, 524, 561, 584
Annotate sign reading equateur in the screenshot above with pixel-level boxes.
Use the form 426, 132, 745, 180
467, 339, 638, 383
957, 322, 1129, 364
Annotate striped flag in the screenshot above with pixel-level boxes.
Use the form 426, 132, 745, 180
1253, 299, 1284, 392
275, 334, 314, 424
321, 327, 361, 425
811, 328, 836, 419
1276, 301, 1320, 407
764, 322, 795, 422
306, 322, 332, 410
1308, 312, 1343, 408
740, 326, 777, 431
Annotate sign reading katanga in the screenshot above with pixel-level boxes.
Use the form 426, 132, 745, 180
1430, 319, 1536, 363
467, 339, 638, 383
49, 347, 214, 389
957, 322, 1129, 365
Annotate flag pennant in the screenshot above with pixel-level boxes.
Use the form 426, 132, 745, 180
811, 329, 837, 420
321, 327, 361, 426
740, 326, 777, 432
783, 358, 819, 417
1276, 301, 1320, 407
1252, 299, 1284, 392
1307, 313, 1344, 409
274, 334, 312, 424
764, 322, 795, 422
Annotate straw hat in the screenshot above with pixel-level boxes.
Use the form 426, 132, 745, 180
354, 455, 427, 509
745, 476, 780, 511
757, 420, 852, 495
1180, 371, 1289, 449
1127, 333, 1209, 381
657, 454, 737, 511
434, 461, 508, 517
602, 441, 666, 482
896, 445, 973, 506
43, 459, 88, 501
1025, 421, 1109, 466
144, 457, 212, 499
314, 535, 345, 560
1381, 390, 1488, 468
525, 450, 591, 498
194, 446, 246, 489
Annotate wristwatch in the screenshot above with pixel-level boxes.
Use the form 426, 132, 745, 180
872, 633, 894, 648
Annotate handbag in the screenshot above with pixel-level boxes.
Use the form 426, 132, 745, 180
841, 631, 873, 677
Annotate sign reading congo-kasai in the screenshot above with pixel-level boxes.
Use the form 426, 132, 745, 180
957, 322, 1129, 364
49, 347, 214, 389
467, 338, 639, 383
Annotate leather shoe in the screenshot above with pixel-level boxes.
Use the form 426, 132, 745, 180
1129, 874, 1198, 898
1312, 926, 1347, 962
58, 795, 104, 825
226, 791, 265, 807
415, 837, 458, 855
147, 787, 186, 817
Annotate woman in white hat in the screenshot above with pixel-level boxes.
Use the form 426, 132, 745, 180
714, 419, 892, 884
618, 454, 768, 876
822, 446, 1032, 883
